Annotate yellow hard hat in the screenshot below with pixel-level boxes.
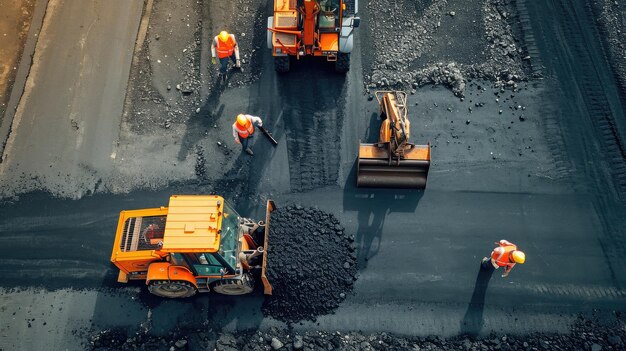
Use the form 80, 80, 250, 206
219, 31, 229, 42
512, 250, 526, 264
236, 114, 248, 126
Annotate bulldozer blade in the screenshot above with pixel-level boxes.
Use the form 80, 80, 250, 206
261, 199, 276, 295
357, 143, 430, 189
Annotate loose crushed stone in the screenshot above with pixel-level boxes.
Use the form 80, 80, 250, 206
262, 205, 358, 323
364, 0, 531, 97
86, 316, 626, 350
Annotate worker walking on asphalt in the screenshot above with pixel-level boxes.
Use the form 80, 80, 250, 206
481, 239, 525, 277
233, 114, 263, 156
211, 30, 241, 82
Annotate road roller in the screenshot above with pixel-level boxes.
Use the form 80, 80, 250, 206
357, 91, 431, 188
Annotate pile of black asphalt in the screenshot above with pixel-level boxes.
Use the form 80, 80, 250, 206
262, 204, 358, 323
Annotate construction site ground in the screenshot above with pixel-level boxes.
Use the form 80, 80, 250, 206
0, 0, 625, 350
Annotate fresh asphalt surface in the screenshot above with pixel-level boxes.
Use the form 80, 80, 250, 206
1, 0, 626, 349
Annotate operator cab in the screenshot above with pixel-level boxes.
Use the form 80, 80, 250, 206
319, 0, 340, 29
165, 202, 243, 277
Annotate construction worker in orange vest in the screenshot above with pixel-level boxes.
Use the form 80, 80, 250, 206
232, 114, 263, 156
481, 239, 525, 277
211, 30, 241, 82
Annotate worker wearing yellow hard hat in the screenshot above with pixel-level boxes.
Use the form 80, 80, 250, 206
211, 30, 241, 82
232, 113, 263, 155
481, 239, 525, 277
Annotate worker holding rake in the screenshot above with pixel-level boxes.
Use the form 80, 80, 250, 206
233, 113, 263, 156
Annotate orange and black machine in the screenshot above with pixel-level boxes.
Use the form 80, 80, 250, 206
110, 195, 275, 298
357, 91, 431, 188
267, 0, 360, 73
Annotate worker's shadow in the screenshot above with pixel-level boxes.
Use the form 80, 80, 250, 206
342, 160, 423, 270
460, 263, 494, 336
176, 72, 229, 161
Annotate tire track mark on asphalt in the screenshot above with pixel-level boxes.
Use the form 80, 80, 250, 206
515, 0, 544, 77
554, 0, 626, 201
517, 0, 582, 193
524, 0, 626, 289
277, 62, 347, 192
527, 284, 626, 300
555, 0, 626, 289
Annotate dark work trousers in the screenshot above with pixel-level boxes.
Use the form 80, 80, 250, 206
481, 258, 496, 271
238, 134, 253, 150
219, 53, 237, 74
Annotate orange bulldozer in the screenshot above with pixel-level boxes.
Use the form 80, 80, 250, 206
110, 195, 275, 298
267, 0, 360, 73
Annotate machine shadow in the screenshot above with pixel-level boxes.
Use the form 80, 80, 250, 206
90, 277, 264, 337
342, 160, 424, 270
460, 263, 494, 336
343, 105, 424, 270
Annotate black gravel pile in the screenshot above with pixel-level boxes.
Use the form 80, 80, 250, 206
262, 205, 357, 323
87, 316, 626, 351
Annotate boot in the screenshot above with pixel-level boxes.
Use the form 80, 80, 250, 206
245, 147, 254, 155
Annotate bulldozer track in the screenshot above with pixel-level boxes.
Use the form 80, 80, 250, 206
285, 108, 343, 192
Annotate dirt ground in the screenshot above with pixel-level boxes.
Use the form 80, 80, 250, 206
0, 0, 626, 349
0, 0, 36, 125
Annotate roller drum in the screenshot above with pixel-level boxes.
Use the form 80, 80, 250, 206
357, 158, 429, 188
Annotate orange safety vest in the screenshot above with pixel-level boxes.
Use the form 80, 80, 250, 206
491, 243, 517, 267
235, 119, 255, 138
215, 35, 236, 58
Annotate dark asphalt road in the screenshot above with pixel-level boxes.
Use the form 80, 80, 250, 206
1, 0, 626, 349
